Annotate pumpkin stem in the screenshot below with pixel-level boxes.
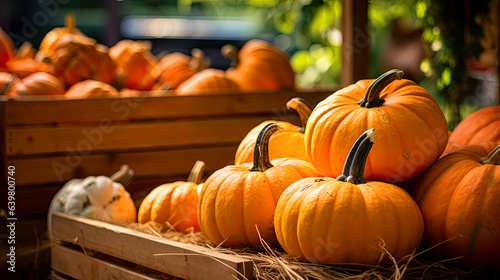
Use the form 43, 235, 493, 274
110, 165, 134, 188
286, 97, 313, 133
0, 76, 16, 96
189, 48, 210, 72
187, 160, 206, 184
479, 144, 500, 165
336, 129, 375, 184
250, 123, 282, 172
221, 44, 239, 68
359, 69, 404, 108
65, 14, 76, 34
15, 42, 35, 60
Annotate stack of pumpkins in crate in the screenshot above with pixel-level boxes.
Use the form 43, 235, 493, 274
0, 15, 295, 98
49, 66, 500, 268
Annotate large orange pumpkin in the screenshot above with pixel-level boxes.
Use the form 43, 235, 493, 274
0, 72, 18, 95
39, 14, 83, 55
65, 80, 119, 99
156, 49, 209, 90
0, 27, 15, 71
175, 69, 239, 95
10, 72, 64, 96
305, 69, 448, 183
138, 161, 205, 233
109, 40, 159, 90
413, 142, 500, 267
222, 40, 295, 91
235, 97, 312, 165
275, 129, 424, 265
198, 123, 321, 248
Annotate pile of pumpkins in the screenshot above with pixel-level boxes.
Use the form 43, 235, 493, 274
49, 68, 500, 269
0, 15, 295, 98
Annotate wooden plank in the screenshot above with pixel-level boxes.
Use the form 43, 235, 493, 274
3, 91, 332, 126
50, 212, 254, 280
51, 244, 167, 280
341, 0, 369, 86
12, 145, 237, 186
6, 115, 271, 156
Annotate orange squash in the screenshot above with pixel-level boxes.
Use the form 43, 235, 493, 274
0, 26, 15, 71
305, 69, 448, 183
414, 142, 500, 267
6, 42, 47, 78
39, 14, 83, 55
235, 97, 312, 165
138, 161, 205, 233
10, 72, 64, 96
0, 72, 18, 96
65, 80, 119, 99
198, 123, 321, 248
275, 129, 424, 265
175, 69, 239, 95
156, 49, 209, 90
222, 40, 295, 91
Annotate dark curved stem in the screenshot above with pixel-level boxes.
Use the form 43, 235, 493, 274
110, 165, 134, 188
336, 129, 375, 184
359, 69, 404, 108
187, 160, 206, 184
286, 97, 313, 133
0, 76, 16, 96
221, 44, 239, 68
479, 144, 500, 165
250, 123, 282, 172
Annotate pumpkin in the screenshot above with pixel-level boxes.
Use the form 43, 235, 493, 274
444, 106, 500, 156
156, 49, 209, 90
305, 69, 448, 184
138, 160, 205, 233
39, 14, 83, 55
413, 142, 500, 267
175, 69, 239, 95
109, 40, 159, 90
0, 72, 18, 96
6, 42, 47, 78
0, 26, 15, 71
275, 129, 424, 265
222, 40, 295, 91
10, 72, 65, 96
235, 97, 312, 165
47, 165, 137, 239
45, 34, 117, 87
198, 123, 321, 248
65, 80, 119, 99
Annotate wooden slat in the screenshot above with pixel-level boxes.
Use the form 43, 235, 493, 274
52, 244, 167, 280
51, 212, 254, 280
4, 91, 332, 126
6, 116, 271, 156
12, 146, 237, 186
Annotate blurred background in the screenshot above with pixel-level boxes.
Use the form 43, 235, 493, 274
0, 0, 498, 125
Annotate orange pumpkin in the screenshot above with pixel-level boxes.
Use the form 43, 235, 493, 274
0, 26, 15, 71
138, 161, 205, 233
198, 123, 321, 248
275, 129, 424, 265
156, 49, 209, 90
10, 72, 64, 96
0, 72, 18, 96
305, 69, 449, 183
175, 69, 239, 95
109, 40, 159, 90
6, 42, 47, 78
65, 80, 119, 99
39, 14, 83, 55
235, 97, 312, 165
222, 40, 295, 91
414, 142, 500, 267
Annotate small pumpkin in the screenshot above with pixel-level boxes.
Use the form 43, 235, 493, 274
175, 69, 239, 95
0, 72, 18, 96
65, 80, 119, 99
198, 123, 321, 248
39, 14, 83, 55
10, 72, 65, 96
235, 97, 312, 165
138, 160, 205, 233
275, 129, 424, 265
0, 26, 15, 71
156, 49, 209, 90
222, 40, 295, 91
305, 69, 449, 184
6, 42, 47, 78
414, 142, 500, 267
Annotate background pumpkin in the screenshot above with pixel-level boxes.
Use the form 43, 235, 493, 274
413, 142, 500, 267
155, 49, 209, 90
65, 80, 119, 99
235, 97, 312, 165
0, 26, 15, 71
198, 123, 321, 248
275, 129, 424, 265
175, 69, 239, 95
38, 14, 83, 55
138, 160, 205, 233
10, 72, 65, 96
305, 69, 448, 184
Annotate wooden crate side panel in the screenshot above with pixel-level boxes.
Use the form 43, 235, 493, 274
51, 213, 254, 280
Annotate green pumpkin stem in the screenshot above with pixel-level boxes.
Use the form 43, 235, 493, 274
359, 69, 404, 108
221, 44, 239, 68
336, 129, 375, 184
286, 97, 313, 133
110, 165, 134, 188
187, 160, 206, 184
479, 145, 500, 165
250, 123, 282, 172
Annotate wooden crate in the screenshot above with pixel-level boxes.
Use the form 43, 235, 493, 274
50, 212, 254, 280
